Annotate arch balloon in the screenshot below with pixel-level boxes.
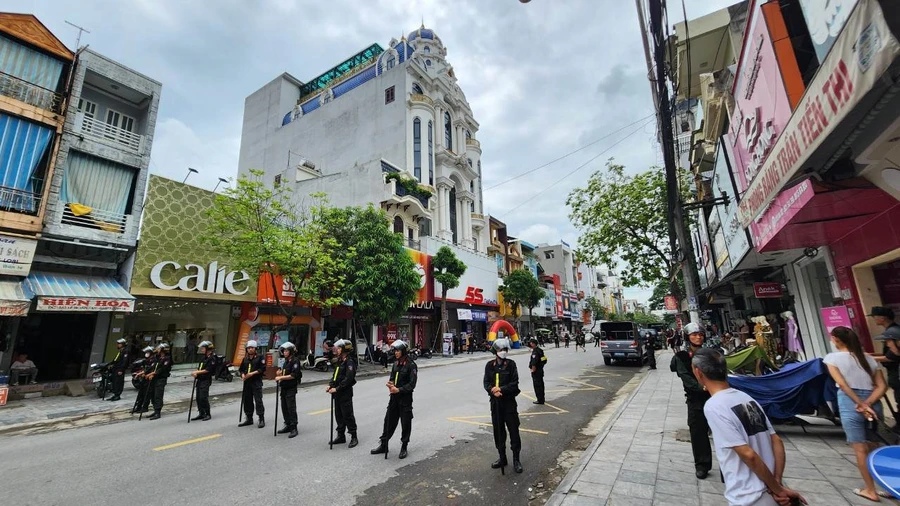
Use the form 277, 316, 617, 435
488, 320, 521, 348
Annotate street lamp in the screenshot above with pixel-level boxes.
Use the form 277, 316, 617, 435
213, 177, 228, 193
183, 167, 198, 184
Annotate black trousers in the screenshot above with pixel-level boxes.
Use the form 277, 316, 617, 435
281, 385, 298, 428
647, 348, 656, 369
687, 401, 712, 471
197, 380, 211, 415
136, 380, 150, 411
887, 367, 900, 408
380, 394, 413, 444
594, 339, 600, 347
491, 399, 521, 454
112, 370, 125, 395
243, 381, 265, 418
531, 372, 545, 404
151, 378, 167, 412
334, 393, 357, 435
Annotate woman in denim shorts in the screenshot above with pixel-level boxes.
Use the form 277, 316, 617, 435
824, 326, 888, 502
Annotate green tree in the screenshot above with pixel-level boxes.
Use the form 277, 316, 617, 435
647, 274, 685, 310
567, 161, 681, 296
203, 170, 347, 340
319, 205, 421, 343
432, 246, 466, 347
499, 269, 544, 334
583, 296, 608, 331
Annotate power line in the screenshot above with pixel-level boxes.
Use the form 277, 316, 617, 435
497, 118, 655, 219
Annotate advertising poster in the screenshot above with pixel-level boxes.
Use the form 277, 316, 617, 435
820, 306, 851, 336
443, 333, 453, 357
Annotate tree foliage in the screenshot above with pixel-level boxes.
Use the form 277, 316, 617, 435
499, 269, 544, 327
583, 296, 609, 323
432, 246, 466, 330
647, 273, 684, 310
567, 161, 672, 289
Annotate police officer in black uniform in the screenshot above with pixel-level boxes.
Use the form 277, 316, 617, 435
327, 339, 358, 448
527, 337, 547, 405
133, 345, 155, 414
371, 340, 418, 459
484, 338, 523, 474
107, 338, 130, 401
146, 343, 172, 420
670, 322, 712, 478
275, 341, 302, 438
190, 340, 218, 421
239, 340, 267, 428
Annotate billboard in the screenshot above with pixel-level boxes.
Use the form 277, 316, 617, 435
407, 249, 433, 304
421, 240, 498, 307
711, 140, 751, 274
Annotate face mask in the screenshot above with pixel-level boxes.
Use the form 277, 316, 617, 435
497, 351, 508, 359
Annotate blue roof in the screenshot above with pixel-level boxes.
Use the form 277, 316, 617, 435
408, 27, 437, 42
26, 271, 134, 300
333, 64, 376, 98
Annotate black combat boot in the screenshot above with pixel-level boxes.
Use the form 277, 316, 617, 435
330, 433, 347, 445
148, 411, 161, 420
202, 413, 211, 421
370, 440, 388, 455
288, 426, 298, 439
238, 418, 254, 427
191, 413, 205, 421
257, 416, 265, 429
277, 425, 291, 434
513, 451, 523, 473
491, 452, 508, 469
399, 443, 408, 459
348, 433, 359, 448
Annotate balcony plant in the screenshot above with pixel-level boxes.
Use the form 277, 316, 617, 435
385, 171, 433, 200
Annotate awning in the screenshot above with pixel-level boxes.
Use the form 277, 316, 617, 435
26, 271, 135, 312
0, 279, 33, 316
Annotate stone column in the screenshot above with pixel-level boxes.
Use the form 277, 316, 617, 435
437, 183, 453, 242
461, 196, 474, 249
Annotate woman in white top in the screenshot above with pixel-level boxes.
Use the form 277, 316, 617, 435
824, 326, 888, 503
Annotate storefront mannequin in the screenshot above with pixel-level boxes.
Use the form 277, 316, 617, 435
781, 311, 803, 360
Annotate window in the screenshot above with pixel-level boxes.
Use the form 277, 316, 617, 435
469, 180, 474, 191
425, 59, 432, 66
427, 121, 434, 185
466, 129, 471, 139
544, 251, 555, 260
449, 187, 457, 244
387, 57, 395, 70
413, 118, 422, 181
105, 108, 135, 133
444, 112, 452, 149
477, 160, 481, 174
274, 174, 282, 188
385, 86, 395, 104
423, 46, 431, 53
77, 98, 97, 133
393, 216, 403, 234
412, 83, 423, 94
467, 158, 473, 169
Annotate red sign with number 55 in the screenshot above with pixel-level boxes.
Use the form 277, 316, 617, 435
464, 286, 484, 304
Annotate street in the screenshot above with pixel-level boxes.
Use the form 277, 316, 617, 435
2, 346, 640, 506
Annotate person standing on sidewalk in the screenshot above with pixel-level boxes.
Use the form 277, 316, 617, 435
691, 348, 807, 506
190, 340, 218, 421
275, 342, 302, 438
484, 338, 523, 473
134, 346, 155, 414
238, 340, 266, 428
327, 339, 359, 448
146, 343, 172, 420
371, 340, 417, 459
527, 337, 546, 405
870, 306, 900, 410
670, 322, 713, 478
107, 338, 130, 401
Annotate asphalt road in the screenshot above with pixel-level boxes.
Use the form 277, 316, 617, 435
2, 346, 640, 506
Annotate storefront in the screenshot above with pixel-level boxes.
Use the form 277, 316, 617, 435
0, 234, 37, 372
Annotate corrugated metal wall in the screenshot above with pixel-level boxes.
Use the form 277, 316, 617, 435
0, 34, 64, 91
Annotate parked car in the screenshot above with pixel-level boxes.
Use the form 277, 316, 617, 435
599, 321, 645, 366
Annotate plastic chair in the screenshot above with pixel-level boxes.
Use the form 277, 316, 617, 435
867, 445, 900, 499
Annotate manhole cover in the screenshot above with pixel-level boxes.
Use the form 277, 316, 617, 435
675, 428, 692, 442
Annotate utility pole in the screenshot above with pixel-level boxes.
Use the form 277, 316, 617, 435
641, 0, 700, 324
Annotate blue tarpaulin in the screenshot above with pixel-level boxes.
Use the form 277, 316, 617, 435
729, 358, 837, 420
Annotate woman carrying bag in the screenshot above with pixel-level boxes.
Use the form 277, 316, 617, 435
824, 326, 889, 503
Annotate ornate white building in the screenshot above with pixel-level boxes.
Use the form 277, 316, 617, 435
238, 25, 487, 253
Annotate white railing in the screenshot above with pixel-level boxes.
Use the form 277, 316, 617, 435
74, 113, 144, 154
61, 203, 127, 234
0, 185, 42, 215
0, 71, 64, 113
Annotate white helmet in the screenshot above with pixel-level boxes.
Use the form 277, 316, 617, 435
333, 339, 353, 352
246, 340, 259, 349
142, 346, 154, 354
684, 322, 703, 336
491, 338, 511, 353
116, 338, 127, 345
279, 341, 296, 355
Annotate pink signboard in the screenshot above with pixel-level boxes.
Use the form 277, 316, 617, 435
729, 1, 794, 193
820, 305, 851, 336
749, 178, 816, 250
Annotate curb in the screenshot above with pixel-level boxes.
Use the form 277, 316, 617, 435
544, 365, 654, 506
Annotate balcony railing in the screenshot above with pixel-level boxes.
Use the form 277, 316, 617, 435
393, 182, 430, 210
61, 203, 127, 234
0, 185, 41, 215
465, 138, 481, 150
409, 93, 434, 106
0, 71, 64, 113
405, 237, 421, 251
74, 113, 145, 154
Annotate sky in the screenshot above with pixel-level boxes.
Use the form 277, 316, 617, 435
9, 0, 739, 303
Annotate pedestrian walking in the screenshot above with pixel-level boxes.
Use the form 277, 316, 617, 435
238, 340, 267, 428
594, 332, 601, 347
871, 306, 900, 410
371, 340, 417, 459
527, 337, 546, 405
644, 332, 656, 370
145, 343, 172, 420
670, 322, 712, 478
825, 326, 889, 503
327, 339, 359, 448
554, 332, 560, 349
692, 348, 807, 506
133, 345, 155, 414
578, 332, 586, 352
275, 341, 302, 438
484, 338, 523, 474
106, 338, 130, 401
564, 333, 570, 348
190, 340, 218, 421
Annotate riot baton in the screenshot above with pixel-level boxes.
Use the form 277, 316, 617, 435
130, 379, 142, 415
273, 380, 280, 437
238, 380, 245, 424
329, 395, 334, 450
187, 378, 197, 423
138, 379, 151, 421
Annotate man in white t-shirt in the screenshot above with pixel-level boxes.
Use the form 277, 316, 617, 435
691, 348, 806, 506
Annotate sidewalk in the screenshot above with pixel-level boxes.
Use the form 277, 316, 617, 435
547, 351, 891, 506
0, 348, 529, 434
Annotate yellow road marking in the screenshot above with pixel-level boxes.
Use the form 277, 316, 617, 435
307, 408, 330, 415
153, 434, 221, 451
445, 379, 462, 384
559, 377, 605, 390
447, 417, 549, 435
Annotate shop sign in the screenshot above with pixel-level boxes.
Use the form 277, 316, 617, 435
0, 300, 29, 316
36, 297, 134, 312
820, 305, 852, 335
739, 0, 900, 227
711, 140, 750, 272
553, 274, 563, 318
402, 313, 431, 321
0, 386, 7, 406
409, 301, 434, 310
562, 291, 571, 318
457, 309, 473, 320
150, 261, 250, 296
753, 282, 784, 298
749, 178, 816, 249
472, 310, 488, 322
0, 235, 37, 276
798, 0, 859, 63
428, 246, 498, 306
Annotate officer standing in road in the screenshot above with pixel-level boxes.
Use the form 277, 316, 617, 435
275, 341, 302, 438
527, 337, 547, 405
484, 338, 523, 474
190, 340, 218, 421
133, 345, 155, 414
327, 339, 359, 448
145, 343, 172, 420
239, 340, 267, 428
107, 338, 130, 401
670, 322, 712, 478
371, 340, 417, 459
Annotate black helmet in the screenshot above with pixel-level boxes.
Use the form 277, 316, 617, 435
527, 336, 538, 346
391, 340, 409, 355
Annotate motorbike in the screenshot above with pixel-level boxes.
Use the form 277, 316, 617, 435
131, 359, 147, 389
215, 355, 235, 382
90, 362, 112, 399
410, 346, 432, 360
302, 351, 331, 372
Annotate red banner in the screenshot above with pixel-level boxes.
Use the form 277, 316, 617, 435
753, 282, 784, 298
553, 274, 563, 318
408, 249, 433, 304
